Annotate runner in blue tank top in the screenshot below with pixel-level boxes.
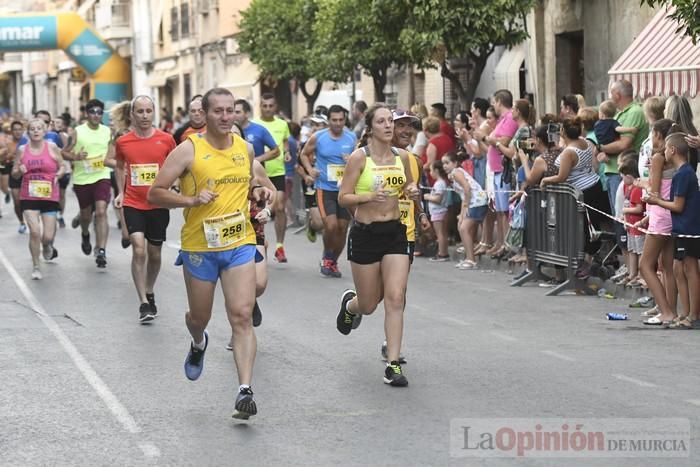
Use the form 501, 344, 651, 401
300, 105, 357, 277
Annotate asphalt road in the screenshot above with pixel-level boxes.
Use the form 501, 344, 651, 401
1, 196, 700, 466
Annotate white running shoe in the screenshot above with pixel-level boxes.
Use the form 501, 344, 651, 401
31, 268, 42, 280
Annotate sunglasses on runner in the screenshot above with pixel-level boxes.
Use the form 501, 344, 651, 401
87, 108, 104, 116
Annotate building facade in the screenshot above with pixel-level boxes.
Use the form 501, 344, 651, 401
3, 0, 700, 128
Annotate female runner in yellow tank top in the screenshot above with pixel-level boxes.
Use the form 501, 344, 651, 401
336, 103, 420, 387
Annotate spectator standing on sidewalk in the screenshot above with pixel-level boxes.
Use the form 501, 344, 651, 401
351, 101, 367, 140
639, 97, 666, 181
430, 103, 455, 145
638, 119, 681, 325
664, 95, 698, 173
480, 90, 518, 259
422, 117, 454, 186
540, 118, 609, 278
598, 80, 648, 215
560, 94, 579, 120
646, 133, 700, 329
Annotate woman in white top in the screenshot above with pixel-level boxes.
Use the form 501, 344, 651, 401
468, 103, 498, 256
541, 117, 610, 278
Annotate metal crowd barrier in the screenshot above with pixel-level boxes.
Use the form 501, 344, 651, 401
510, 183, 587, 296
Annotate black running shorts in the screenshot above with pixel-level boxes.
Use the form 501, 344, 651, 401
123, 206, 170, 245
347, 219, 410, 265
316, 188, 350, 221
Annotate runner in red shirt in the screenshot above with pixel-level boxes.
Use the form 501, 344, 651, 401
114, 96, 177, 324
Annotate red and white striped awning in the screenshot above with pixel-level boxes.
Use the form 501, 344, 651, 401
608, 7, 700, 98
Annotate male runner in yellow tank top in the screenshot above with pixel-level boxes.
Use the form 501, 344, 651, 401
148, 88, 273, 420
379, 109, 433, 363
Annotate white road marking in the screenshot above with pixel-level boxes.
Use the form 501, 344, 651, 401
490, 331, 517, 342
685, 399, 700, 407
440, 316, 472, 326
541, 350, 575, 362
165, 241, 181, 250
612, 374, 657, 388
0, 248, 158, 456
139, 443, 161, 458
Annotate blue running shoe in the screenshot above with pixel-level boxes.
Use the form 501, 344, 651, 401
184, 331, 208, 381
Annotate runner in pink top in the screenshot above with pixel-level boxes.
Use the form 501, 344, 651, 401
20, 141, 60, 204
11, 118, 65, 280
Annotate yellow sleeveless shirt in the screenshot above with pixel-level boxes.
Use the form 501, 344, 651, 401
180, 133, 256, 252
400, 152, 420, 242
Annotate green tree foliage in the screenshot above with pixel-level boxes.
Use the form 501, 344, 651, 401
401, 0, 536, 106
641, 1, 700, 44
312, 0, 413, 102
238, 0, 324, 113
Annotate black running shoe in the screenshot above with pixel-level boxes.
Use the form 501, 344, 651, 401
381, 341, 406, 364
252, 301, 262, 327
95, 248, 107, 268
232, 387, 257, 420
184, 331, 208, 381
146, 293, 157, 317
139, 303, 155, 324
50, 247, 58, 261
384, 361, 408, 387
81, 233, 92, 255
336, 289, 360, 335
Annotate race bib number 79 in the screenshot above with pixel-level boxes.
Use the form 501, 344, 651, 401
399, 199, 412, 226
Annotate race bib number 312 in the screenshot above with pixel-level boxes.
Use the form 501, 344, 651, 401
28, 180, 52, 198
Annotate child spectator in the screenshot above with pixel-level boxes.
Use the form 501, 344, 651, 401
425, 160, 450, 262
595, 100, 639, 147
647, 132, 700, 328
639, 120, 681, 326
442, 152, 488, 270
619, 159, 645, 287
611, 150, 637, 284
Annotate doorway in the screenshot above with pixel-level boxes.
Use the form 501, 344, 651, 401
555, 30, 584, 99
